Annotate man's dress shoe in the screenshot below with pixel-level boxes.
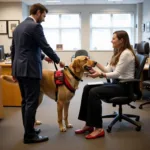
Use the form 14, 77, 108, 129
24, 135, 49, 144
34, 128, 41, 134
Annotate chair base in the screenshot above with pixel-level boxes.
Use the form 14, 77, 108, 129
139, 101, 150, 109
102, 112, 141, 132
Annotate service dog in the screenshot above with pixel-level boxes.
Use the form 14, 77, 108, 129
1, 56, 96, 132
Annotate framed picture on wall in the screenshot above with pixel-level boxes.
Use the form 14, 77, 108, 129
56, 44, 63, 51
145, 22, 150, 32
0, 20, 7, 34
7, 20, 20, 38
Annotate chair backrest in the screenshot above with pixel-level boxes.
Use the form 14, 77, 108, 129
136, 41, 150, 56
75, 49, 89, 58
0, 45, 5, 61
135, 54, 147, 79
107, 54, 147, 83
132, 54, 147, 99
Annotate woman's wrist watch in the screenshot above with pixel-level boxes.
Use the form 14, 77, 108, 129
99, 72, 106, 78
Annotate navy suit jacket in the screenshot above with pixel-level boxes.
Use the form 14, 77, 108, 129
11, 17, 60, 79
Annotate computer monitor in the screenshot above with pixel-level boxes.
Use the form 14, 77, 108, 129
0, 45, 5, 61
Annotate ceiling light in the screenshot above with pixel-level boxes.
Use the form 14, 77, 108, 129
46, 0, 61, 2
108, 0, 123, 1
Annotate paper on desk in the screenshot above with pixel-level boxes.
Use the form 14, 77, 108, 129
5, 61, 11, 64
88, 81, 104, 85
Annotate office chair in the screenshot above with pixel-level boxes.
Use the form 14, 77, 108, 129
136, 41, 150, 109
102, 54, 147, 132
139, 64, 150, 109
0, 45, 5, 61
71, 49, 89, 62
136, 41, 149, 56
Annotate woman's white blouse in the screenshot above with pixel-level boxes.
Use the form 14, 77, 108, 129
104, 49, 135, 79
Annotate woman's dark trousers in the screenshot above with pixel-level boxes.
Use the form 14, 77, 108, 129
78, 83, 126, 128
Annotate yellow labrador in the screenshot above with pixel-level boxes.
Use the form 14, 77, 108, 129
1, 56, 96, 132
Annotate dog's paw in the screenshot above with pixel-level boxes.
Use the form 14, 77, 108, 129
60, 127, 67, 132
35, 120, 42, 125
66, 124, 73, 128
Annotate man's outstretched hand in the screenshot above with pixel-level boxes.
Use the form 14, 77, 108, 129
44, 57, 53, 63
59, 61, 65, 68
44, 57, 65, 68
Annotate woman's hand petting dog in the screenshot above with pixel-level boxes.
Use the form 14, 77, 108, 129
88, 68, 96, 74
88, 70, 100, 78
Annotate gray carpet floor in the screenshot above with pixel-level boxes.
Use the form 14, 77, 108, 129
0, 77, 150, 150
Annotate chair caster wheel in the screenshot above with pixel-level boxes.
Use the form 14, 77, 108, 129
135, 116, 140, 121
107, 127, 111, 133
136, 126, 141, 131
139, 106, 143, 109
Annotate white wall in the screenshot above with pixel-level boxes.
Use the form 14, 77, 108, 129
0, 2, 23, 53
0, 3, 140, 69
142, 0, 150, 44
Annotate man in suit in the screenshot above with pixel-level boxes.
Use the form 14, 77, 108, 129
11, 3, 65, 144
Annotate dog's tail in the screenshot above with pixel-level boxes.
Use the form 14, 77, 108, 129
0, 75, 17, 83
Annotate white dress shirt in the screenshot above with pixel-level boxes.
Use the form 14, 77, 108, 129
29, 16, 36, 23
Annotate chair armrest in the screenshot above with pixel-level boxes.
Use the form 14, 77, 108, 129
143, 80, 150, 86
119, 79, 140, 83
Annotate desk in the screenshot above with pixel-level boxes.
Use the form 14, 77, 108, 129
0, 62, 21, 107
0, 79, 4, 118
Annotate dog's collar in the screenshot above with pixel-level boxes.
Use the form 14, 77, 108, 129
64, 66, 83, 82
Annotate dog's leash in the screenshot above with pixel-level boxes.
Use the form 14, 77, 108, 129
54, 63, 83, 82
54, 63, 58, 71
54, 63, 59, 102
64, 66, 83, 82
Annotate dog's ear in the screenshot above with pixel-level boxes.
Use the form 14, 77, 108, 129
72, 59, 81, 72
84, 56, 88, 61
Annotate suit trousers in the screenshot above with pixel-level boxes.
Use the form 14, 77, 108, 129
17, 77, 40, 138
78, 83, 127, 128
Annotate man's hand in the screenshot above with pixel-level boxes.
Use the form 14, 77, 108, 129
59, 61, 65, 68
88, 71, 100, 78
44, 57, 53, 63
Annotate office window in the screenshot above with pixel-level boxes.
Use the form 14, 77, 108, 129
42, 14, 81, 50
90, 13, 134, 50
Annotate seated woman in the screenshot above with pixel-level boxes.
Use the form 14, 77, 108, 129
75, 30, 139, 139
